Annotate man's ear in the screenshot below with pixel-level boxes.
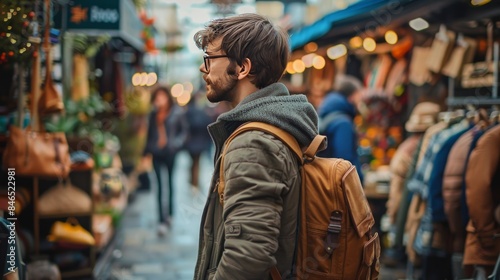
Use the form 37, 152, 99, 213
238, 58, 252, 80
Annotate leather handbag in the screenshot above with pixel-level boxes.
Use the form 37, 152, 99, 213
38, 0, 64, 115
2, 125, 71, 178
38, 180, 92, 216
47, 218, 95, 246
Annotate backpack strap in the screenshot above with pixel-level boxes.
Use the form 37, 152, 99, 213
218, 122, 327, 203
218, 122, 300, 205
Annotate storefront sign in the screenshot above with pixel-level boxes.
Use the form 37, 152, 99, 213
64, 0, 120, 30
54, 0, 143, 51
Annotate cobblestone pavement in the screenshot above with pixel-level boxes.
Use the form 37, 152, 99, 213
95, 151, 406, 280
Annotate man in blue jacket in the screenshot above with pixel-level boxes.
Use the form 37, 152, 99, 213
318, 74, 364, 183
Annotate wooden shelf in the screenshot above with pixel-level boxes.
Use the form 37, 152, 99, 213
31, 172, 96, 278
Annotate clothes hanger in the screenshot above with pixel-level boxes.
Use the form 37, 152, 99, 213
466, 104, 477, 122
475, 108, 491, 129
490, 105, 500, 123
439, 111, 452, 124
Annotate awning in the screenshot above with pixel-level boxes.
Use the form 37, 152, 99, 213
289, 0, 460, 51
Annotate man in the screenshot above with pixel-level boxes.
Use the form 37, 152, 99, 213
317, 75, 364, 182
192, 13, 318, 279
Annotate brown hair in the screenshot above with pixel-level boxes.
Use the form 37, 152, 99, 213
194, 13, 290, 89
151, 85, 174, 110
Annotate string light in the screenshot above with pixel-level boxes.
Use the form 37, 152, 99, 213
385, 30, 398, 45
363, 37, 376, 52
349, 36, 363, 49
292, 59, 306, 73
286, 61, 296, 74
304, 42, 318, 53
312, 56, 326, 69
171, 83, 184, 97
327, 44, 347, 60
301, 53, 316, 68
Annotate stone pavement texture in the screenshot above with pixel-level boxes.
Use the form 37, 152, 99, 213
95, 151, 405, 280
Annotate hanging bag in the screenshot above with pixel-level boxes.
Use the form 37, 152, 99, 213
462, 22, 496, 88
426, 25, 456, 73
2, 125, 71, 178
442, 34, 477, 79
2, 0, 70, 178
38, 0, 64, 115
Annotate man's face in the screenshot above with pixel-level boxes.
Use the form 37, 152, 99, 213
199, 38, 239, 103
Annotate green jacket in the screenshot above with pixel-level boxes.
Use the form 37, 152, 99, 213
194, 83, 318, 280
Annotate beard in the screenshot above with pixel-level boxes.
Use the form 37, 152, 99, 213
205, 63, 238, 103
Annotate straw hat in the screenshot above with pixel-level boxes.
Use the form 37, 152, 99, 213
405, 102, 440, 133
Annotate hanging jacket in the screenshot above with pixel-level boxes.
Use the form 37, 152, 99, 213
443, 128, 476, 253
464, 124, 500, 266
317, 93, 363, 182
408, 119, 470, 199
428, 124, 472, 222
394, 138, 423, 249
413, 124, 471, 257
386, 134, 422, 224
416, 122, 448, 167
194, 83, 318, 280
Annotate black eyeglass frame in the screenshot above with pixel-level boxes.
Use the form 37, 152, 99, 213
203, 54, 229, 72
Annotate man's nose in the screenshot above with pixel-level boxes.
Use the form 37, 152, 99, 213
199, 63, 208, 74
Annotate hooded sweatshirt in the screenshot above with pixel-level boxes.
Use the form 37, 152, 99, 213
317, 92, 363, 182
194, 83, 318, 280
208, 83, 319, 159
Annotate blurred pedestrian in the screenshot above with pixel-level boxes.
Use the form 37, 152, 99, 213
142, 85, 188, 235
192, 13, 319, 279
184, 92, 213, 191
317, 74, 364, 183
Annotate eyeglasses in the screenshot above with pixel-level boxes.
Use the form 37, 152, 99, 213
203, 54, 229, 72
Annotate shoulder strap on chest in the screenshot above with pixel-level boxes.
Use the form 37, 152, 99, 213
217, 122, 326, 204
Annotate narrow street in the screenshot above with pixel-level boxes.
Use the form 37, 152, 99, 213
95, 151, 214, 280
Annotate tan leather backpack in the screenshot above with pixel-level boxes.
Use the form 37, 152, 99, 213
219, 122, 380, 280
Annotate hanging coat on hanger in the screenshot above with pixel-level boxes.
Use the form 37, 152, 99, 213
464, 124, 500, 267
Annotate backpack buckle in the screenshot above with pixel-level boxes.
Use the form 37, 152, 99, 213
325, 211, 342, 255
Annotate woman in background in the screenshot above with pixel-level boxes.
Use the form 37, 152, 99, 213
143, 86, 188, 235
